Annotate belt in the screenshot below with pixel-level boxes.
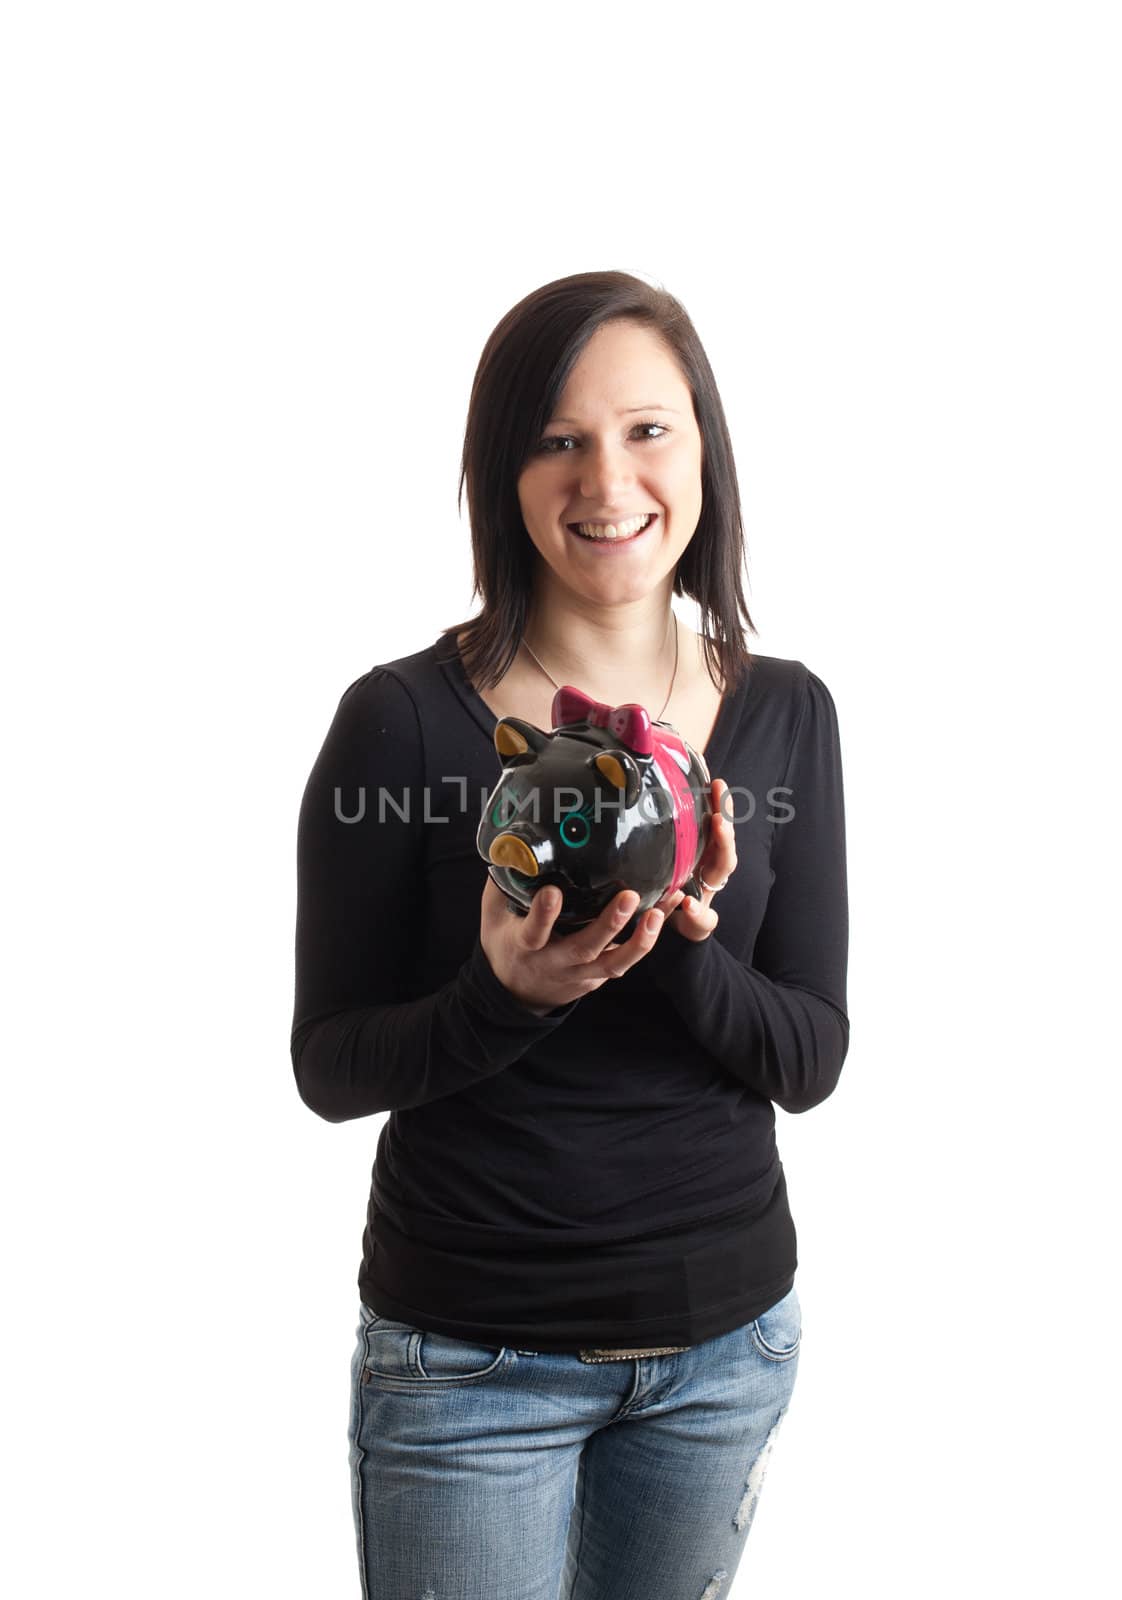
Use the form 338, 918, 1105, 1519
577, 1343, 692, 1363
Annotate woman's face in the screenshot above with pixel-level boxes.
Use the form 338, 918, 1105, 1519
517, 319, 704, 606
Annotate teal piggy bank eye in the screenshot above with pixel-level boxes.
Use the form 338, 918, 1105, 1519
559, 799, 595, 849
492, 789, 523, 827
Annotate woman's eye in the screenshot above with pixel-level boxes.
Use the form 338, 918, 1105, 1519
538, 421, 669, 454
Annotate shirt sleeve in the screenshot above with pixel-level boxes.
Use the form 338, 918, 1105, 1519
636, 664, 850, 1114
290, 667, 579, 1123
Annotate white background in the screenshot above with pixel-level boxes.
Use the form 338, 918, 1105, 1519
4, 2, 1119, 1595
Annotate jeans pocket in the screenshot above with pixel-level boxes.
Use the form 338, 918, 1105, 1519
750, 1284, 802, 1362
415, 1331, 507, 1383
360, 1312, 508, 1386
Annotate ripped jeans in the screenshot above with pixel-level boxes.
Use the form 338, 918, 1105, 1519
347, 1283, 801, 1600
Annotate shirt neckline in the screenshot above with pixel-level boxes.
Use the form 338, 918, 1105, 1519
434, 629, 748, 776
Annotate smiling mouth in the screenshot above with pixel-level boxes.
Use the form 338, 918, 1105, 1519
567, 513, 658, 543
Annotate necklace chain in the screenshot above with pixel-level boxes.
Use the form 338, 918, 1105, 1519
521, 613, 679, 723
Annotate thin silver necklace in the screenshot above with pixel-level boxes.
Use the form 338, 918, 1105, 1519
521, 613, 679, 722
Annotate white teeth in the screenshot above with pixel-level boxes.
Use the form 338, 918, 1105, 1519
574, 513, 653, 541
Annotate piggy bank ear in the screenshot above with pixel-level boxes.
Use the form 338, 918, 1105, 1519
591, 748, 643, 810
494, 716, 548, 764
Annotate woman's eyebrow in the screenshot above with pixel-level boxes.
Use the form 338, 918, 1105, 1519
550, 404, 681, 423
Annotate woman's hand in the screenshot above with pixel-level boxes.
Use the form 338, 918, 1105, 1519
479, 777, 735, 1012
480, 875, 670, 1018
654, 777, 738, 942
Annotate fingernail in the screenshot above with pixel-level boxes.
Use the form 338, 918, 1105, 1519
645, 910, 663, 932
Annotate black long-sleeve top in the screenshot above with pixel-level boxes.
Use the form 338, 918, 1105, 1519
290, 631, 849, 1352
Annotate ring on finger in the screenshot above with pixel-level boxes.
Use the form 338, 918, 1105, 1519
698, 874, 728, 894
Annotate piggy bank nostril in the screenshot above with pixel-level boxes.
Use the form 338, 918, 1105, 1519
489, 833, 540, 876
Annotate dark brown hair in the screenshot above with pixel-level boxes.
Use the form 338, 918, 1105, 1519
439, 270, 757, 693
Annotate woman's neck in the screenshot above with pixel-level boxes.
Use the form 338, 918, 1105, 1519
522, 590, 680, 694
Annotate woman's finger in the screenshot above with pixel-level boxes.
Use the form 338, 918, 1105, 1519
482, 874, 558, 951
654, 888, 685, 916
696, 777, 737, 909
526, 883, 564, 945
651, 883, 717, 943
672, 894, 719, 941
566, 890, 641, 967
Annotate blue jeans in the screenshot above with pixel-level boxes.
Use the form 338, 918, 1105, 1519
347, 1284, 802, 1598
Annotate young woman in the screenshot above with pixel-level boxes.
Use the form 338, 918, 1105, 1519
291, 270, 850, 1598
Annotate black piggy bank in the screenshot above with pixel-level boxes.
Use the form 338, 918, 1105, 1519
476, 684, 714, 934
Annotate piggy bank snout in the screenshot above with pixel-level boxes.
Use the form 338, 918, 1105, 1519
488, 831, 540, 877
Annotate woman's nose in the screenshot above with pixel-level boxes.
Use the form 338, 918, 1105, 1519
579, 439, 635, 501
